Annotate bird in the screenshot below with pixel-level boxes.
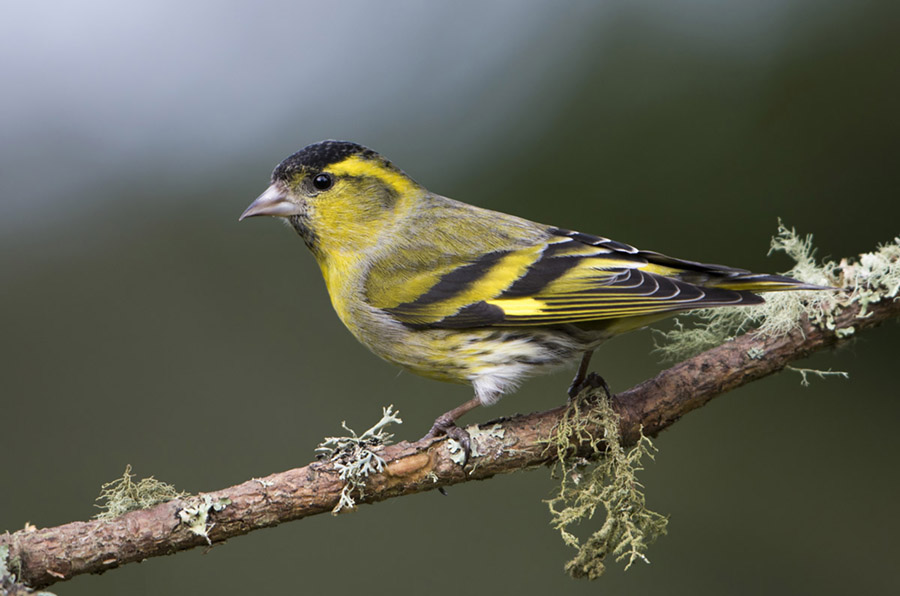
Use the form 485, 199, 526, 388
240, 140, 823, 448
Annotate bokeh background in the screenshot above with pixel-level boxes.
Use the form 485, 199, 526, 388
2, 1, 899, 594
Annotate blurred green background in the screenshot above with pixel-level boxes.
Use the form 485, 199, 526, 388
2, 1, 899, 594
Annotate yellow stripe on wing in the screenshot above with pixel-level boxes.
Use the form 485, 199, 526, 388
484, 296, 546, 316
386, 245, 545, 324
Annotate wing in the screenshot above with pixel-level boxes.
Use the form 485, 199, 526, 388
369, 226, 805, 330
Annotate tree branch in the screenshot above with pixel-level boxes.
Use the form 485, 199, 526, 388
3, 291, 898, 590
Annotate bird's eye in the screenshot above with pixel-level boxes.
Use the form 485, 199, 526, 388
313, 173, 333, 191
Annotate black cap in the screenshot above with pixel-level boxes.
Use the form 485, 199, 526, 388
272, 140, 381, 181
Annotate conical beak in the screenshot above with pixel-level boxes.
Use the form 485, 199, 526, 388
239, 185, 302, 220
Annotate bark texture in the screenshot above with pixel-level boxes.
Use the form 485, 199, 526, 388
2, 294, 897, 590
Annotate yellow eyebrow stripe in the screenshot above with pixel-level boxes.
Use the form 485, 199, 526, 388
328, 155, 417, 196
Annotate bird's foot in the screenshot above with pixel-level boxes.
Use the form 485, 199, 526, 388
420, 397, 481, 462
567, 372, 612, 404
423, 414, 471, 462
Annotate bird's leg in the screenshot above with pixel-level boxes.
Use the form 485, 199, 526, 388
423, 396, 482, 455
567, 350, 595, 397
567, 350, 611, 402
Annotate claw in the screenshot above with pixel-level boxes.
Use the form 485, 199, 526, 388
422, 397, 482, 464
424, 414, 472, 455
568, 372, 612, 404
567, 349, 613, 402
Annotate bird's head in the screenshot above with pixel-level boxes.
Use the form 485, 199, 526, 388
240, 140, 419, 257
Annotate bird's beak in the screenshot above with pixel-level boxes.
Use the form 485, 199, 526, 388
239, 184, 302, 220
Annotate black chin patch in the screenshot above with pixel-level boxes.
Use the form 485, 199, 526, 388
288, 215, 318, 252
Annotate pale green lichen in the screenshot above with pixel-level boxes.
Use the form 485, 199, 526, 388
0, 545, 14, 589
545, 388, 668, 579
840, 236, 900, 316
653, 221, 837, 361
316, 405, 402, 514
445, 423, 509, 469
786, 366, 850, 387
746, 346, 766, 360
755, 222, 842, 337
177, 495, 232, 544
1, 545, 11, 575
467, 424, 506, 458
654, 222, 900, 379
445, 438, 467, 466
94, 465, 188, 520
473, 424, 514, 472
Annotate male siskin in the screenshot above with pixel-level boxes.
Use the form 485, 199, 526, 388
241, 140, 821, 445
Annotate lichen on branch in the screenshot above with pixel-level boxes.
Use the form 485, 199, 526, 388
654, 222, 899, 362
545, 389, 667, 579
94, 465, 188, 520
315, 405, 403, 513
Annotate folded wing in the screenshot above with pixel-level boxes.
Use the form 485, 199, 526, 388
371, 227, 816, 329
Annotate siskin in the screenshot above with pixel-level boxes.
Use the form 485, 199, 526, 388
241, 140, 822, 445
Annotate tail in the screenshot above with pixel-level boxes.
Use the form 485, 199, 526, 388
640, 250, 833, 293
710, 273, 832, 293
